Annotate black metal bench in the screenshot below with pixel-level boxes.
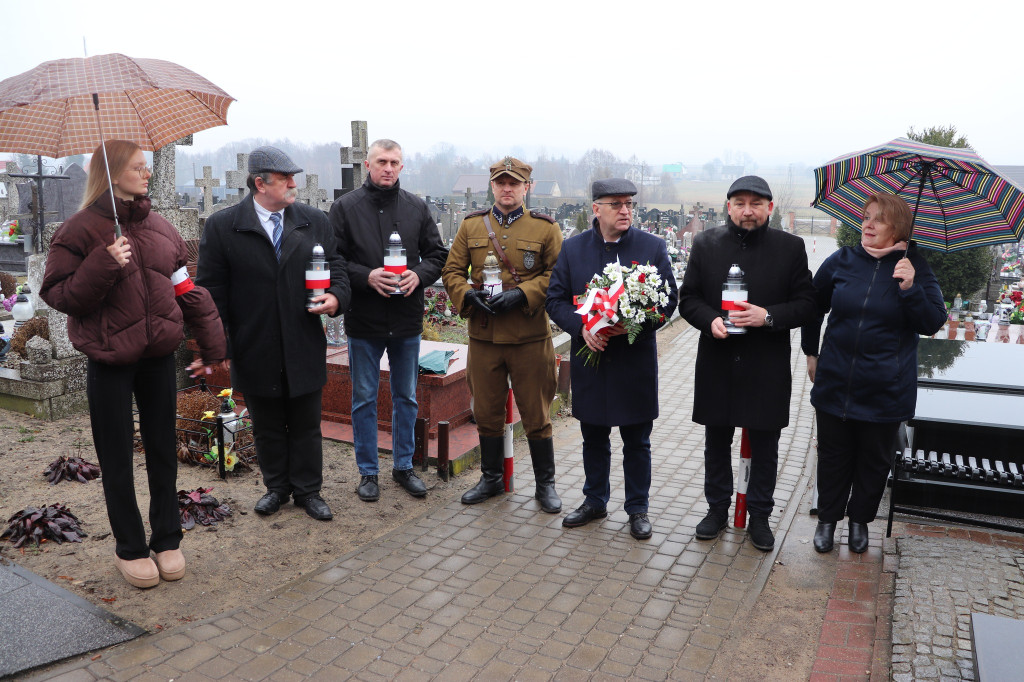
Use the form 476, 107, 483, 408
886, 447, 1024, 536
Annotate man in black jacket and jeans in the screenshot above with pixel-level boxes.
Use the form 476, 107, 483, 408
329, 139, 446, 501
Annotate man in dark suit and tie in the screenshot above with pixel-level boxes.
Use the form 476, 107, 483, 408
198, 146, 350, 521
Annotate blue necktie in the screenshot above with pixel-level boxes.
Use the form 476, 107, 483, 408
269, 212, 283, 260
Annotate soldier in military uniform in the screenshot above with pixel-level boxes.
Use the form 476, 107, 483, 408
442, 157, 563, 513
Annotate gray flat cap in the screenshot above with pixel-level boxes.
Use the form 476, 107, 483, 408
248, 146, 303, 175
727, 176, 772, 201
592, 178, 637, 200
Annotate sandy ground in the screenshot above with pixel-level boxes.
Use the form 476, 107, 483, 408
0, 410, 479, 632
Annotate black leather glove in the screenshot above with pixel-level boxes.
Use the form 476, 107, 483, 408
464, 288, 494, 315
487, 288, 525, 314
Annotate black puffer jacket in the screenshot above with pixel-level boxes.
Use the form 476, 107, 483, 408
329, 179, 446, 338
41, 195, 226, 366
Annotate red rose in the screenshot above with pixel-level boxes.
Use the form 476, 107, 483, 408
1011, 291, 1023, 304
638, 273, 646, 283
631, 261, 639, 265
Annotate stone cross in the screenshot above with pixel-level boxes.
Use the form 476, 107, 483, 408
297, 173, 330, 211
1, 161, 20, 222
339, 120, 368, 191
464, 187, 472, 211
150, 135, 192, 212
194, 166, 220, 219
224, 153, 250, 206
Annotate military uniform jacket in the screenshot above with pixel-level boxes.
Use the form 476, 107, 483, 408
441, 205, 562, 344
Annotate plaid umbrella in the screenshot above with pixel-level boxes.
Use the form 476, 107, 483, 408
812, 137, 1024, 252
0, 53, 234, 157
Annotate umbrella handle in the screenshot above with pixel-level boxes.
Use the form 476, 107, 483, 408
92, 94, 122, 239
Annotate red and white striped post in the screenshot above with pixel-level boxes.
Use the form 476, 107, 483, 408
733, 428, 752, 528
503, 387, 515, 492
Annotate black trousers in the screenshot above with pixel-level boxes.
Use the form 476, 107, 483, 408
87, 355, 181, 560
815, 409, 899, 524
703, 425, 781, 517
244, 388, 324, 501
580, 421, 653, 514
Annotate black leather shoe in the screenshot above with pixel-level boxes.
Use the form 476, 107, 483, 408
747, 515, 775, 552
813, 521, 836, 553
629, 513, 653, 540
848, 521, 869, 554
561, 503, 607, 528
357, 475, 380, 502
392, 468, 427, 498
295, 495, 333, 521
695, 508, 729, 540
254, 490, 288, 516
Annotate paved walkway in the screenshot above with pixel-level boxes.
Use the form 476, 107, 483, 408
24, 321, 818, 681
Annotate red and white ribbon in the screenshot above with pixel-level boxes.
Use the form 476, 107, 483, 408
170, 266, 194, 297
575, 260, 625, 335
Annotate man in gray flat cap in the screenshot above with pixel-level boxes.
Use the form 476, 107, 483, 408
198, 146, 350, 521
678, 175, 815, 551
546, 179, 677, 540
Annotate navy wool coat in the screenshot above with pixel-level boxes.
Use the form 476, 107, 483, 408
801, 244, 946, 423
546, 225, 678, 427
678, 222, 816, 430
197, 195, 351, 398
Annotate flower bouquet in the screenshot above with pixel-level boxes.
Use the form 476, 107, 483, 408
1009, 291, 1024, 325
574, 259, 671, 367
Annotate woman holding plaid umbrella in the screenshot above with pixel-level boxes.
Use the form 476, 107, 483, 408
801, 192, 946, 554
40, 140, 226, 588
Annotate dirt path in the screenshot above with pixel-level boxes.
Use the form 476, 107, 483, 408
0, 410, 480, 632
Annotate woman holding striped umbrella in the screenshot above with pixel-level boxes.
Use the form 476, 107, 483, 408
801, 192, 946, 553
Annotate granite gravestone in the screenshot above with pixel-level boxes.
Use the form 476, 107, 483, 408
339, 121, 368, 193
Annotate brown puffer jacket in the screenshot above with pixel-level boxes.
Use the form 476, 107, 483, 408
40, 194, 226, 366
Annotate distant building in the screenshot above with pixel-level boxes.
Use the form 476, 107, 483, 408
662, 163, 687, 179
451, 174, 489, 196
532, 180, 561, 198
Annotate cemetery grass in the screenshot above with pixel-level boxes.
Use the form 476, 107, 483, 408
0, 411, 481, 632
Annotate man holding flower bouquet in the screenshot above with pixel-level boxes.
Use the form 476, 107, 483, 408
546, 179, 677, 540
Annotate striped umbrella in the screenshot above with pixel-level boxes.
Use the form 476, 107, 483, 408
812, 138, 1024, 252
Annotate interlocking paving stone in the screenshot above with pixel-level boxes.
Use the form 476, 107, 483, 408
28, 249, 839, 679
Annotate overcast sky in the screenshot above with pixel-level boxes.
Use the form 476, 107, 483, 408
4, 0, 1022, 169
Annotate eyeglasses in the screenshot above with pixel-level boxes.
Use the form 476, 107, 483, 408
595, 201, 637, 211
130, 166, 152, 178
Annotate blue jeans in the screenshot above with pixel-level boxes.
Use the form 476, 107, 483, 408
348, 335, 420, 475
581, 421, 653, 515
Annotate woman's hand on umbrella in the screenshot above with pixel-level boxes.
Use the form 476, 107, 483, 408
107, 236, 131, 268
894, 257, 915, 290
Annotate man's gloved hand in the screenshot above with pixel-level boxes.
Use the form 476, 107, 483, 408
464, 288, 495, 315
487, 288, 525, 314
